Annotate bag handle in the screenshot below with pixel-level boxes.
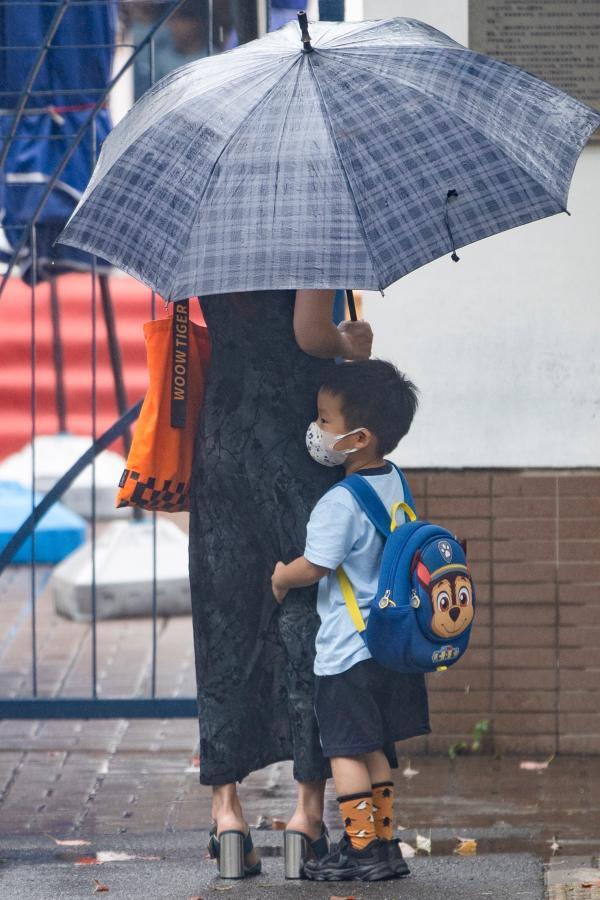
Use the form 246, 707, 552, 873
391, 500, 417, 531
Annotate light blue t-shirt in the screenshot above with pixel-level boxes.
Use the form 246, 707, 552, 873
304, 463, 409, 676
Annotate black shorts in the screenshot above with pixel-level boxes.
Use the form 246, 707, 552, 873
314, 658, 430, 764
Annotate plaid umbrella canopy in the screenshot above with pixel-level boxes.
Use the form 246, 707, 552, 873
59, 16, 600, 300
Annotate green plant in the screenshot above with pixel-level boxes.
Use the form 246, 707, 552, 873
448, 719, 490, 759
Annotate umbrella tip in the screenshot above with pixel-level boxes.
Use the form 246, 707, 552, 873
298, 11, 313, 52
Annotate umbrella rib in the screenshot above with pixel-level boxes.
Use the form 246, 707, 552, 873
165, 54, 302, 300
325, 48, 584, 212
268, 59, 304, 239
307, 52, 383, 293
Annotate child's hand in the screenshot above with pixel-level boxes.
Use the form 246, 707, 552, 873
271, 562, 289, 604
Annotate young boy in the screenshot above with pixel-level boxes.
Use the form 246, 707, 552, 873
271, 359, 430, 882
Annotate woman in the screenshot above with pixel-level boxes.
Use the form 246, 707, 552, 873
188, 288, 372, 878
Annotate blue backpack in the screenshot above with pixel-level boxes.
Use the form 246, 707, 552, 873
335, 466, 475, 674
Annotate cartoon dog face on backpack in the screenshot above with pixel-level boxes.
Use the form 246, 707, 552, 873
415, 559, 474, 638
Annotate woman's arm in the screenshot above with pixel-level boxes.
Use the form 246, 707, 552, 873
293, 289, 373, 360
271, 557, 329, 603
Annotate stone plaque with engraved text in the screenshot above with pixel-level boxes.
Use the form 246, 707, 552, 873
469, 0, 600, 137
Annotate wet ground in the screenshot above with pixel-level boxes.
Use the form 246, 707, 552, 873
0, 568, 598, 895
0, 743, 599, 898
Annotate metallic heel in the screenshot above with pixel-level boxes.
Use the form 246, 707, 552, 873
284, 831, 311, 879
284, 824, 330, 879
217, 831, 245, 879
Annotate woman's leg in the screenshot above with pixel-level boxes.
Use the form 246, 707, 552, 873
211, 784, 259, 866
286, 779, 326, 840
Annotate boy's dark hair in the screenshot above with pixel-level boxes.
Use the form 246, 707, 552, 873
320, 359, 418, 456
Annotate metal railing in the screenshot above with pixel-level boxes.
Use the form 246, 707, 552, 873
0, 0, 214, 719
0, 0, 343, 720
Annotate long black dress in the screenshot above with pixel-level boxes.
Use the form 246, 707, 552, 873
188, 290, 340, 785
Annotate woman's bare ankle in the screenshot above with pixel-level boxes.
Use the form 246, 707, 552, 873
212, 809, 247, 835
211, 785, 246, 835
285, 810, 323, 841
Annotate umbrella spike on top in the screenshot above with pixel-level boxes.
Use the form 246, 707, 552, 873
297, 11, 313, 53
58, 18, 600, 299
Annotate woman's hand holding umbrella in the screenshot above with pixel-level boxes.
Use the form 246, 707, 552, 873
337, 319, 373, 361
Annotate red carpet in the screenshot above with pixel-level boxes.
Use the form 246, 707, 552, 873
0, 273, 201, 461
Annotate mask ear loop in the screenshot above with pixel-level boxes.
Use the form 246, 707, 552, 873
331, 426, 366, 455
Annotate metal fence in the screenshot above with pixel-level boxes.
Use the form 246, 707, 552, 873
0, 0, 332, 719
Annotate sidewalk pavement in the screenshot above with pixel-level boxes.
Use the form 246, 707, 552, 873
1, 723, 599, 900
0, 570, 598, 897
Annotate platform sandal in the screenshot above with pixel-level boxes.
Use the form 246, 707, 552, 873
207, 826, 262, 879
284, 823, 330, 879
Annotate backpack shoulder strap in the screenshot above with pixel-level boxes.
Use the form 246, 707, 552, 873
337, 565, 367, 634
335, 474, 391, 537
334, 474, 388, 641
389, 462, 417, 514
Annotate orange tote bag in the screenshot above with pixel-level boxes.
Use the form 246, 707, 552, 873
116, 299, 211, 512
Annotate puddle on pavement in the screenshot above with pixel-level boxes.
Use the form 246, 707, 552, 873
237, 756, 600, 864
254, 836, 597, 861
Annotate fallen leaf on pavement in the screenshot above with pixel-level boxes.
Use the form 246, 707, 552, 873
93, 878, 109, 892
76, 851, 160, 865
213, 887, 233, 892
96, 851, 161, 863
271, 818, 286, 830
330, 895, 357, 900
402, 762, 419, 779
455, 837, 477, 855
47, 835, 91, 846
519, 756, 554, 771
398, 840, 416, 858
416, 832, 432, 854
581, 881, 600, 888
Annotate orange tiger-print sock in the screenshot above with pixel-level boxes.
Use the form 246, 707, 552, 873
372, 781, 394, 840
337, 792, 377, 850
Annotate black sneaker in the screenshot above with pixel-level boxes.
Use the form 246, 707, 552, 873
303, 833, 395, 882
384, 839, 411, 877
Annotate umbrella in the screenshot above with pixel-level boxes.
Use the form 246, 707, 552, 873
0, 0, 116, 283
59, 15, 600, 300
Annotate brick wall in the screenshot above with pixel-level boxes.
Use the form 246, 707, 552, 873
400, 470, 600, 757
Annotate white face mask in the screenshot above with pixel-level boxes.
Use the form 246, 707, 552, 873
305, 421, 364, 467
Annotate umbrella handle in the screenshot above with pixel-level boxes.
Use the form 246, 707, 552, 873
346, 289, 358, 322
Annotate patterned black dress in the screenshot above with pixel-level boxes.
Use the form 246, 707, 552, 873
188, 290, 340, 785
